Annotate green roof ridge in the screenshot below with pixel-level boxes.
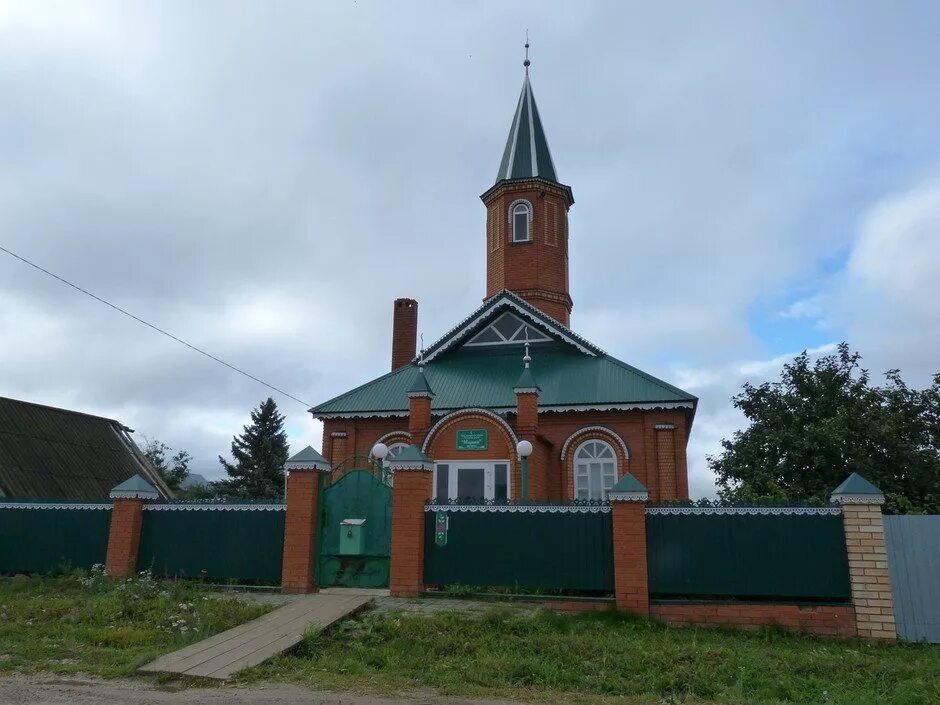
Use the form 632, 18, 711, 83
610, 473, 647, 494
832, 472, 883, 497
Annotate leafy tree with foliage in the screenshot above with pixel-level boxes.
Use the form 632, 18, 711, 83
710, 343, 940, 514
217, 397, 289, 499
142, 437, 193, 494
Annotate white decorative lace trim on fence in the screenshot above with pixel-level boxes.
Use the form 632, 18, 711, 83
144, 504, 286, 512
645, 506, 842, 516
426, 504, 611, 514
0, 503, 111, 510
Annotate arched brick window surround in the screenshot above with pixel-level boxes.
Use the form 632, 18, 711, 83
559, 426, 631, 501
507, 199, 533, 243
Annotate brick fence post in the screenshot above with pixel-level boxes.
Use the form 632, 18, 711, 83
281, 446, 331, 594
831, 473, 897, 642
609, 473, 650, 616
105, 475, 159, 578
387, 445, 434, 597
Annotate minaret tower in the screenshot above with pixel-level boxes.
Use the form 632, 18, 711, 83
480, 41, 575, 326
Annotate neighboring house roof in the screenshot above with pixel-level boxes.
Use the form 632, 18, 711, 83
310, 292, 697, 420
0, 396, 174, 500
495, 74, 559, 184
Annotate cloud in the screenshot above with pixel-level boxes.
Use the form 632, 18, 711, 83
1, 2, 938, 490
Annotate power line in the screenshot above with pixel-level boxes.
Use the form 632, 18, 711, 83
0, 244, 312, 408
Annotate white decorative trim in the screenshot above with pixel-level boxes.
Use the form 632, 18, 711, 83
285, 461, 331, 473
645, 506, 843, 516
514, 387, 540, 394
0, 502, 111, 511
110, 489, 159, 500
560, 426, 630, 461
144, 503, 286, 511
421, 292, 602, 363
330, 431, 348, 437
387, 461, 434, 472
830, 494, 885, 506
508, 199, 532, 243
655, 423, 675, 430
421, 408, 519, 454
427, 503, 611, 514
373, 430, 411, 446
407, 391, 433, 398
609, 491, 649, 503
316, 401, 695, 422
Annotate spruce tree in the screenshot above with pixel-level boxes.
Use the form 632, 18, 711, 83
218, 397, 289, 499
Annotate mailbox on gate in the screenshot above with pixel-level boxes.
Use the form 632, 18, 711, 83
339, 518, 366, 555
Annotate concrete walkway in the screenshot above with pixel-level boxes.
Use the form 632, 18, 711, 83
138, 590, 372, 681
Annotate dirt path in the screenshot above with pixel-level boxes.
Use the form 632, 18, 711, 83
0, 675, 521, 705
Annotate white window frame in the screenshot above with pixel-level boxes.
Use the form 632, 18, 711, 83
508, 199, 532, 243
433, 461, 511, 501
573, 439, 618, 501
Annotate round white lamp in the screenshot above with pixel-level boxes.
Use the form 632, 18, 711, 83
371, 442, 389, 461
516, 440, 533, 458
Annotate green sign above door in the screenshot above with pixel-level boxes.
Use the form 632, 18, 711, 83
456, 429, 488, 451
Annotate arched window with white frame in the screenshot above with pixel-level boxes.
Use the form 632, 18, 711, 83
573, 439, 618, 500
509, 200, 532, 243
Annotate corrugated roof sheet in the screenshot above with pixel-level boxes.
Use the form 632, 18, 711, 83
311, 343, 696, 417
0, 396, 173, 500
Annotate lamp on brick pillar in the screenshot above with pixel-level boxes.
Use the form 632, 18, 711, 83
513, 341, 540, 500
281, 446, 331, 594
387, 444, 434, 597
609, 473, 650, 616
407, 362, 434, 448
831, 473, 897, 642
105, 475, 159, 578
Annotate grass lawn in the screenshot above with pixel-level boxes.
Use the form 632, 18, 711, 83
0, 571, 272, 678
243, 606, 940, 705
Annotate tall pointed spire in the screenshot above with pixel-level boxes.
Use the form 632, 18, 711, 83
495, 41, 558, 185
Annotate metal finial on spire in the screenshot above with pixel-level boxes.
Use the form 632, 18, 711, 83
523, 340, 531, 368
418, 334, 426, 366
523, 30, 530, 74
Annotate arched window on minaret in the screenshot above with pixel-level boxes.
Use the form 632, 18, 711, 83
509, 199, 532, 243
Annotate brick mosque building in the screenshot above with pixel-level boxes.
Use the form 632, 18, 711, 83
310, 66, 697, 503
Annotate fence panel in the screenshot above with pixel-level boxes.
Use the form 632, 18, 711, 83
0, 504, 111, 573
137, 505, 285, 581
424, 506, 613, 592
646, 509, 851, 601
885, 515, 940, 643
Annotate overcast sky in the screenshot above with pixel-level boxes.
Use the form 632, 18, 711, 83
2, 1, 939, 496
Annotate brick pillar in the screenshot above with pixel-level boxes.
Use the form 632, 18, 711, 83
408, 396, 432, 448
388, 445, 434, 597
832, 474, 897, 642
329, 431, 347, 468
609, 473, 649, 616
281, 446, 332, 593
105, 499, 145, 578
104, 474, 158, 578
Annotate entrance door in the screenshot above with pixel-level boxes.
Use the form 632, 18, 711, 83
317, 467, 392, 588
433, 461, 511, 501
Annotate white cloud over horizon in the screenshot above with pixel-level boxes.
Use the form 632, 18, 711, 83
1, 1, 938, 494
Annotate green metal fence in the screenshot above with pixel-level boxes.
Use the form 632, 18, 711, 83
0, 504, 111, 574
137, 505, 285, 581
646, 509, 851, 601
424, 506, 613, 592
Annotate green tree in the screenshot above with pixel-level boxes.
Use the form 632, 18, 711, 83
217, 397, 289, 499
710, 343, 940, 514
142, 437, 193, 494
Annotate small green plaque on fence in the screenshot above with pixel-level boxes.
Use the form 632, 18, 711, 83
456, 429, 488, 451
435, 511, 449, 547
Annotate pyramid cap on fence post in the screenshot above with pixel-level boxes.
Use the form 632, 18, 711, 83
386, 444, 434, 472
109, 474, 159, 500
607, 473, 649, 502
284, 446, 332, 473
830, 472, 885, 505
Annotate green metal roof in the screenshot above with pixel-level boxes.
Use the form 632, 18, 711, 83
610, 472, 648, 493
311, 343, 696, 418
513, 361, 540, 392
407, 366, 434, 396
496, 75, 559, 185
832, 472, 883, 497
286, 446, 329, 465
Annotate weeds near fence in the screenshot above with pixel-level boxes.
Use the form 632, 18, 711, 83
0, 571, 271, 677
244, 606, 940, 705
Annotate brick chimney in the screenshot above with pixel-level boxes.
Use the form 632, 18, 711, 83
391, 298, 418, 371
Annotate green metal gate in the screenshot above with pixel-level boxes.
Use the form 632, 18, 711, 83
317, 464, 392, 588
